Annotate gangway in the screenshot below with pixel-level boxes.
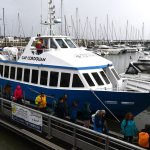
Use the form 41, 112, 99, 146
0, 98, 146, 150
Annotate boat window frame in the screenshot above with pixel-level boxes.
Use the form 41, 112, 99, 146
50, 38, 57, 49
83, 73, 95, 87
111, 68, 120, 80
91, 72, 104, 86
64, 38, 76, 48
60, 72, 71, 87
10, 66, 16, 80
40, 70, 48, 86
55, 38, 68, 48
23, 68, 30, 83
134, 63, 150, 74
72, 74, 84, 88
125, 64, 138, 74
4, 65, 9, 78
49, 71, 59, 87
16, 67, 23, 81
99, 71, 110, 84
0, 65, 3, 77
31, 69, 39, 84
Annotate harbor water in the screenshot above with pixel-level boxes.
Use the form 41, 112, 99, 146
0, 51, 149, 149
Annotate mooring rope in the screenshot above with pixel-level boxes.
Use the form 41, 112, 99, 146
90, 89, 120, 123
29, 88, 57, 100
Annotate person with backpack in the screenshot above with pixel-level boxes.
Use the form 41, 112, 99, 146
138, 125, 150, 149
121, 112, 138, 143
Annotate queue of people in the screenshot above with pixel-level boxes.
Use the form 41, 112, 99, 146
2, 84, 150, 148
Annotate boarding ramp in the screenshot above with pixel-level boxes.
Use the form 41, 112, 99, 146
0, 98, 146, 150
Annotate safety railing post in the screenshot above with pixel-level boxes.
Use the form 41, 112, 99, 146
0, 98, 3, 113
47, 116, 52, 139
72, 127, 77, 150
105, 136, 110, 150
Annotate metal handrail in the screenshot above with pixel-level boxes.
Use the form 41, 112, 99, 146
0, 98, 146, 150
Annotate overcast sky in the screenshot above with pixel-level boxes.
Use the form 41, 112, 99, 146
1, 0, 150, 39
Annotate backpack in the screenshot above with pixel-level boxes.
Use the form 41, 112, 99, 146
138, 132, 150, 148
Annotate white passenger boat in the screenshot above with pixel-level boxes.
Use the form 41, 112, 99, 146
0, 0, 150, 118
0, 34, 150, 117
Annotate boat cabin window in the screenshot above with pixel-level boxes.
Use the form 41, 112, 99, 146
92, 72, 104, 86
40, 71, 48, 86
60, 73, 70, 87
24, 69, 30, 82
50, 39, 57, 49
100, 71, 110, 84
17, 67, 22, 81
64, 39, 76, 48
31, 70, 39, 84
10, 67, 16, 79
0, 65, 3, 77
83, 73, 95, 86
55, 39, 68, 48
49, 71, 59, 87
4, 66, 9, 78
134, 64, 150, 74
111, 68, 120, 80
43, 39, 48, 48
125, 65, 138, 74
72, 74, 84, 87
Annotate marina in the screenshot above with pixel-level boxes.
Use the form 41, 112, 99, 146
0, 0, 150, 149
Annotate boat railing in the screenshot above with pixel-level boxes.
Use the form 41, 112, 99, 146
123, 78, 150, 92
0, 98, 145, 150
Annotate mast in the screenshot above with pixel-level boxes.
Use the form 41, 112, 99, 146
142, 22, 144, 45
3, 8, 5, 39
61, 0, 63, 35
95, 17, 97, 45
76, 8, 79, 45
40, 0, 43, 34
106, 14, 109, 43
125, 20, 128, 44
47, 0, 55, 35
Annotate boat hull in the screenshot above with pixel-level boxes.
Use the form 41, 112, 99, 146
0, 78, 149, 118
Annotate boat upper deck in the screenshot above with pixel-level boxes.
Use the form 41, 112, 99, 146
17, 36, 112, 70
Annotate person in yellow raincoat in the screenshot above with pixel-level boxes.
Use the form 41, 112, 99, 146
35, 92, 47, 112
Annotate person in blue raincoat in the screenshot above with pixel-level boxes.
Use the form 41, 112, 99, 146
70, 100, 78, 123
93, 110, 108, 134
121, 112, 138, 143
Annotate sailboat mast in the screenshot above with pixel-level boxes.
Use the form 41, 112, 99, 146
61, 0, 63, 35
3, 8, 5, 39
142, 22, 144, 45
40, 0, 43, 34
